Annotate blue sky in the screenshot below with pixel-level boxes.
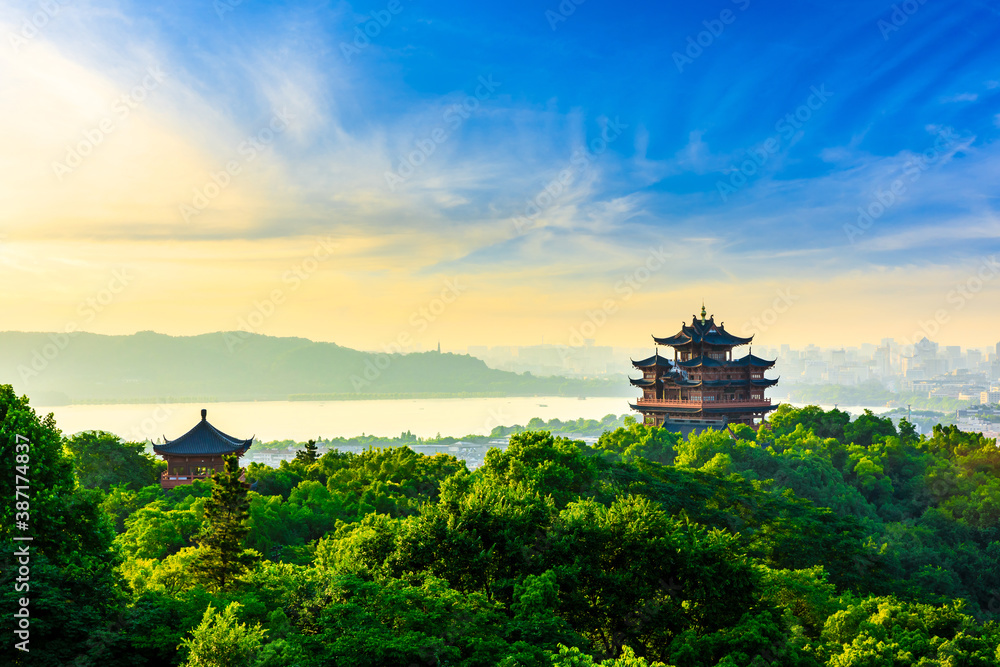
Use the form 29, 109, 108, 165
1, 0, 999, 348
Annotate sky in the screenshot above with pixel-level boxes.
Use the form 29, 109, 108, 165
1, 0, 999, 352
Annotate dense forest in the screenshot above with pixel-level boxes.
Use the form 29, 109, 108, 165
2, 383, 999, 666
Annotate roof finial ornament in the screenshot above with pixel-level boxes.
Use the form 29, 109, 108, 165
201, 408, 207, 421
700, 301, 707, 324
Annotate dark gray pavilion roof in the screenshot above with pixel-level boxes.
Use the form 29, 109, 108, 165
153, 409, 253, 456
629, 402, 779, 415
675, 355, 726, 368
631, 353, 673, 369
731, 354, 777, 368
653, 314, 754, 348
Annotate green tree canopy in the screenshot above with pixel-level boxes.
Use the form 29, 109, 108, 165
179, 602, 266, 667
64, 429, 163, 491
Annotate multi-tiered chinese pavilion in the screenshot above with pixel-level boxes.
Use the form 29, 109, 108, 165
153, 409, 253, 490
630, 305, 778, 432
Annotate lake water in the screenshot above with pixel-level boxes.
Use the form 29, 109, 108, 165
39, 396, 896, 443
41, 396, 636, 442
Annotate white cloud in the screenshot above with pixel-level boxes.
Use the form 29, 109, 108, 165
941, 92, 978, 102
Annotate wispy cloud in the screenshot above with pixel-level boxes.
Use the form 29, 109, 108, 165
1, 0, 1000, 346
941, 92, 978, 103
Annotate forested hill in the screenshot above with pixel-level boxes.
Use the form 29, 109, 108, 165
0, 331, 626, 404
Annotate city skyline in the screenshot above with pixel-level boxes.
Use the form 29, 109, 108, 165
2, 2, 1000, 350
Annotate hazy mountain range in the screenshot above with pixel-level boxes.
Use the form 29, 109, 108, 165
0, 331, 628, 405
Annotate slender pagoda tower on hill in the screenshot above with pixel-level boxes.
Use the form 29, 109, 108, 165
630, 304, 778, 432
153, 409, 253, 490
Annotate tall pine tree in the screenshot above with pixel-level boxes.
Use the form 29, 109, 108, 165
191, 454, 258, 590
294, 438, 319, 463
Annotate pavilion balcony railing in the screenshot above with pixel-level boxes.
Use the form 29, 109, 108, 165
161, 471, 247, 482
636, 398, 772, 408
161, 471, 213, 482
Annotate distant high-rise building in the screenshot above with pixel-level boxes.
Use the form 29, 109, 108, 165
804, 360, 828, 381
874, 345, 891, 376
914, 337, 938, 360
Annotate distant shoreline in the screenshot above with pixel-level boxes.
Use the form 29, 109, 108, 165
34, 391, 634, 407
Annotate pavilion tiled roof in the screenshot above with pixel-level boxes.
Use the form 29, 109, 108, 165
731, 354, 776, 368
631, 353, 674, 369
658, 377, 780, 388
675, 356, 726, 368
629, 402, 779, 415
653, 314, 754, 348
153, 409, 253, 456
672, 354, 776, 369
